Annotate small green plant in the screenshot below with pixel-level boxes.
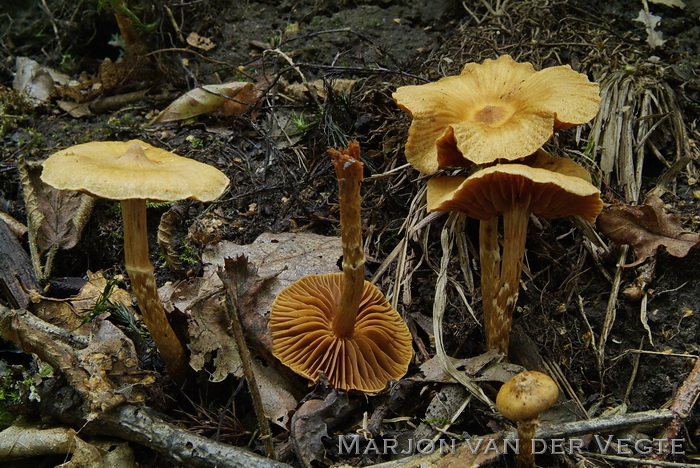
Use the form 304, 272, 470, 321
97, 0, 159, 32
74, 277, 121, 329
581, 139, 596, 159
146, 201, 173, 209
187, 136, 204, 148
291, 111, 317, 132
178, 239, 199, 266
110, 302, 149, 339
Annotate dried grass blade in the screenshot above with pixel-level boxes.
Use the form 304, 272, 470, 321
433, 214, 494, 409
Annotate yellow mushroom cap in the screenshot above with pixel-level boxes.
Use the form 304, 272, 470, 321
269, 273, 413, 392
41, 140, 230, 202
426, 151, 603, 222
393, 55, 600, 174
496, 371, 559, 422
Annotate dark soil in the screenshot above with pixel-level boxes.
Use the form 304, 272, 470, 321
0, 0, 699, 467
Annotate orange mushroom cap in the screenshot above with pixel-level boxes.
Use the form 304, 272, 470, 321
393, 55, 600, 174
41, 140, 229, 202
269, 273, 413, 392
426, 151, 603, 222
496, 371, 559, 422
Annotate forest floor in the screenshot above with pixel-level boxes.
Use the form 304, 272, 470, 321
0, 0, 699, 467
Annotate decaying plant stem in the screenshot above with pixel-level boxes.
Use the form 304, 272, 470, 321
329, 140, 366, 339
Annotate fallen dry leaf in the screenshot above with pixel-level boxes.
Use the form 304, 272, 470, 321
33, 270, 132, 332
13, 57, 71, 106
165, 277, 242, 382
291, 391, 350, 467
253, 359, 298, 429
634, 9, 666, 47
146, 82, 258, 126
596, 194, 700, 267
18, 157, 94, 280
186, 32, 216, 51
202, 232, 343, 312
162, 253, 299, 427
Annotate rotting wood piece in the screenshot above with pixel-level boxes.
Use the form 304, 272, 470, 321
0, 219, 40, 309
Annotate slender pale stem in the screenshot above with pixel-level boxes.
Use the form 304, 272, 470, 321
484, 197, 531, 355
517, 418, 538, 468
122, 199, 188, 381
329, 142, 365, 338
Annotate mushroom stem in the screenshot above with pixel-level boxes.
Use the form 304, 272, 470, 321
330, 142, 366, 338
516, 418, 538, 468
122, 199, 188, 381
485, 199, 531, 355
480, 217, 500, 351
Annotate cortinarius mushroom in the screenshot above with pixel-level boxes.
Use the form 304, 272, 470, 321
269, 141, 413, 392
496, 370, 559, 468
41, 140, 229, 382
392, 55, 600, 174
427, 150, 603, 354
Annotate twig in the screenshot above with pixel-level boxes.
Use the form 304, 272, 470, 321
584, 452, 700, 467
366, 409, 674, 468
217, 260, 275, 460
86, 405, 288, 468
647, 356, 700, 465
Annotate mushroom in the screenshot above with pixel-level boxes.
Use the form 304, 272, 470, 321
269, 141, 413, 392
496, 370, 559, 468
41, 140, 229, 382
427, 150, 603, 354
392, 55, 600, 174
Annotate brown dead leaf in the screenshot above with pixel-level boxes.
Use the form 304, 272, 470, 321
164, 277, 242, 382
146, 82, 257, 126
596, 194, 700, 267
202, 232, 342, 314
20, 158, 94, 252
415, 351, 503, 383
252, 359, 298, 429
291, 391, 350, 467
186, 32, 216, 51
18, 157, 94, 280
162, 256, 297, 427
77, 319, 151, 408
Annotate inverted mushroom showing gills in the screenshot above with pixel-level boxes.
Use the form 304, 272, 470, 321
427, 150, 603, 355
270, 141, 413, 392
496, 371, 559, 468
41, 140, 230, 382
393, 55, 600, 174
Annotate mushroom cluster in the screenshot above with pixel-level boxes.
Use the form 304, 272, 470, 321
394, 55, 603, 356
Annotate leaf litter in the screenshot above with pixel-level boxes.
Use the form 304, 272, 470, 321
597, 194, 700, 267
1, 2, 692, 466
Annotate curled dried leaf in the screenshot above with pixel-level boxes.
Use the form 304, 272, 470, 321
146, 82, 258, 126
596, 195, 700, 267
